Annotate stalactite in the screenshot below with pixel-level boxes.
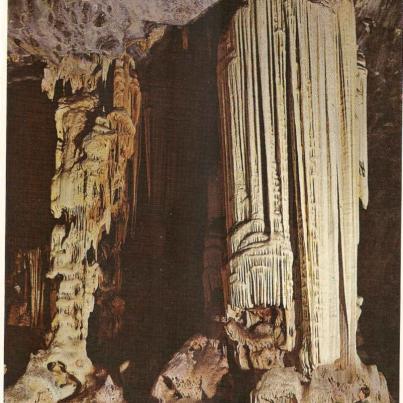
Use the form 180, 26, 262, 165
143, 105, 153, 201
5, 56, 141, 402
182, 27, 190, 50
7, 247, 48, 329
41, 54, 114, 101
5, 0, 393, 400
28, 248, 45, 328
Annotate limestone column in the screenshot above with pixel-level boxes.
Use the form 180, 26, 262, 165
5, 56, 141, 402
217, 0, 296, 369
217, 0, 367, 371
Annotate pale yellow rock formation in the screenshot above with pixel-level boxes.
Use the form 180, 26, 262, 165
5, 56, 140, 402
217, 0, 296, 365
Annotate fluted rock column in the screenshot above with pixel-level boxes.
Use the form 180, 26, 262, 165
217, 0, 296, 370
217, 0, 370, 372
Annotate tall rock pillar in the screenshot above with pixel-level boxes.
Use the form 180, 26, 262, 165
5, 56, 141, 402
217, 0, 369, 371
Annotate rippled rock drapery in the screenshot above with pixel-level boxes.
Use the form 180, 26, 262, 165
147, 0, 393, 400
5, 56, 141, 402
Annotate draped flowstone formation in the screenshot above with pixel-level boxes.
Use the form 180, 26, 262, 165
151, 0, 388, 399
218, 0, 366, 370
5, 57, 141, 402
217, 0, 296, 367
213, 0, 388, 401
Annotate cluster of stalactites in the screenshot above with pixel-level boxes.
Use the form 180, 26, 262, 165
41, 54, 113, 100
217, 0, 369, 371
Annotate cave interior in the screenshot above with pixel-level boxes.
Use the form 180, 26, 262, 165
4, 0, 401, 402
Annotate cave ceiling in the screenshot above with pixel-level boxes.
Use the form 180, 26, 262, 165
7, 0, 222, 64
7, 0, 400, 69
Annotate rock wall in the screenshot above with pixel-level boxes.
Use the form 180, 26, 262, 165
6, 71, 56, 257
355, 0, 401, 398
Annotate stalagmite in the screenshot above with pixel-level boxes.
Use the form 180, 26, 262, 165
251, 367, 304, 402
5, 56, 141, 402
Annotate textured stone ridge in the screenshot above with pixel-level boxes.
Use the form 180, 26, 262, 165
8, 0, 221, 63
